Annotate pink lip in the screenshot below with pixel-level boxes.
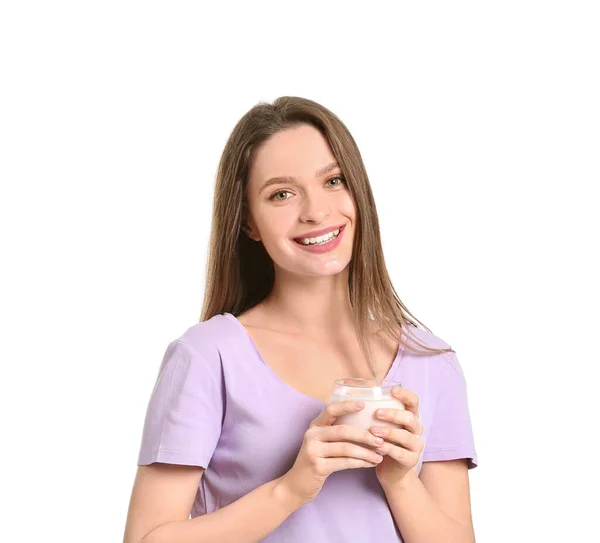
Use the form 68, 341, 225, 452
293, 224, 346, 254
292, 224, 345, 241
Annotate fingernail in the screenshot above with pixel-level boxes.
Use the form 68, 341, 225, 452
377, 409, 387, 417
354, 401, 364, 408
393, 386, 402, 394
373, 437, 384, 445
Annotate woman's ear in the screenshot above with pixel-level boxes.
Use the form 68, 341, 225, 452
242, 219, 261, 242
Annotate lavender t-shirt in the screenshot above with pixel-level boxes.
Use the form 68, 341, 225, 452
137, 312, 477, 542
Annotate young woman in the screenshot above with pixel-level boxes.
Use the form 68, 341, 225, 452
123, 96, 478, 543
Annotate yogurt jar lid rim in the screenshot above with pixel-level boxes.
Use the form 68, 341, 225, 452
334, 378, 402, 388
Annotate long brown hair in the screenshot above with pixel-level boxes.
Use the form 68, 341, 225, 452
200, 96, 453, 378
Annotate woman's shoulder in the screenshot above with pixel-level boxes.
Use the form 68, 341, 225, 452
404, 324, 452, 351
399, 325, 456, 378
173, 312, 240, 358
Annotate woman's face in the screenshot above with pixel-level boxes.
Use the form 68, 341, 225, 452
245, 124, 356, 278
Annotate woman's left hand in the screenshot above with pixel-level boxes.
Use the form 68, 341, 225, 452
370, 386, 424, 487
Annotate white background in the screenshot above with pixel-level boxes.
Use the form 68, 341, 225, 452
1, 1, 598, 541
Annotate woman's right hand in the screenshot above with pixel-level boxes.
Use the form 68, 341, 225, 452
277, 400, 385, 505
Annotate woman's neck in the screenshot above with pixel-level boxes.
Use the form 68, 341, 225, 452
258, 268, 356, 338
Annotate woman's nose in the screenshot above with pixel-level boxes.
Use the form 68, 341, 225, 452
299, 192, 331, 224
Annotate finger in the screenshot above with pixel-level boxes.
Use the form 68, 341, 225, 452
374, 407, 421, 433
316, 424, 384, 448
391, 386, 419, 418
369, 427, 424, 453
311, 400, 365, 427
375, 441, 421, 466
325, 457, 383, 473
321, 442, 384, 464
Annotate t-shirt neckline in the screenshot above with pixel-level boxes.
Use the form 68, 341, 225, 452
222, 312, 404, 408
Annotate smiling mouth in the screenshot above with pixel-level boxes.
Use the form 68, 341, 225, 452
293, 225, 344, 246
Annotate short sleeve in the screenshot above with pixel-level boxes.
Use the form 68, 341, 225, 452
137, 339, 225, 468
423, 352, 478, 469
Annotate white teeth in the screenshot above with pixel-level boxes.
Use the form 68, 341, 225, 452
298, 228, 341, 246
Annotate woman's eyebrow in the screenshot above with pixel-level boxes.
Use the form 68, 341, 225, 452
259, 162, 340, 194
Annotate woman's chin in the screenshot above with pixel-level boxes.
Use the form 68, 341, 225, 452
291, 257, 351, 278
270, 243, 353, 277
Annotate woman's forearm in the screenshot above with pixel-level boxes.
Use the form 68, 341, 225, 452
140, 476, 304, 543
382, 470, 475, 543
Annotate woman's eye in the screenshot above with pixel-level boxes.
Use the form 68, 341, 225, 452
268, 177, 345, 201
325, 176, 346, 187
269, 190, 292, 201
